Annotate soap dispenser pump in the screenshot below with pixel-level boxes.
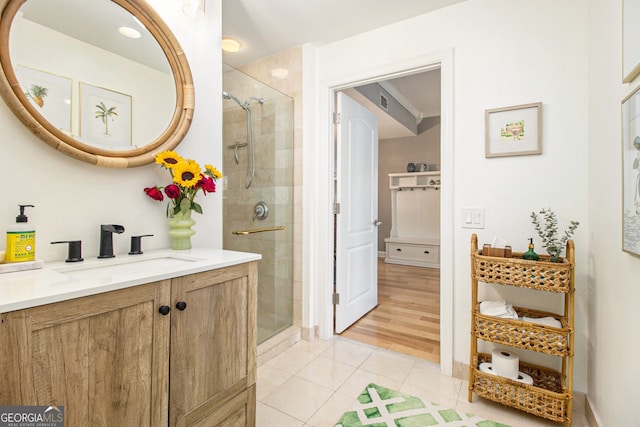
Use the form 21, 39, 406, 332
523, 238, 539, 261
5, 204, 36, 263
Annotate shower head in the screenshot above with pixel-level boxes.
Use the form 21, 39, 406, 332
222, 91, 247, 110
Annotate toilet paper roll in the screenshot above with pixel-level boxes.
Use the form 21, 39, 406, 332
491, 349, 519, 380
515, 371, 534, 385
479, 362, 534, 385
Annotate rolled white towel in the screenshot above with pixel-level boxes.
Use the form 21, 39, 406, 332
521, 316, 562, 328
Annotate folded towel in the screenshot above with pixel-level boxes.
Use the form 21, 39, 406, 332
480, 300, 518, 319
521, 316, 562, 328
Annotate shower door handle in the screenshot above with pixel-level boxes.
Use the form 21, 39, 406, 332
373, 220, 382, 226
232, 226, 287, 235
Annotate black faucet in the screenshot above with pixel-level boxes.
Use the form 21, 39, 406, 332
98, 224, 125, 258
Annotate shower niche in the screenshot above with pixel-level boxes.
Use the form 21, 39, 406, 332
222, 64, 294, 344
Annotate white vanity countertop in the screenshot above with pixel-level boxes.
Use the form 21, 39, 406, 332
0, 248, 261, 313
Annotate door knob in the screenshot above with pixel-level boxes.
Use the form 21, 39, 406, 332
373, 220, 382, 226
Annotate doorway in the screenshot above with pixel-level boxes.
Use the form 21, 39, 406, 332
312, 49, 454, 375
333, 69, 442, 364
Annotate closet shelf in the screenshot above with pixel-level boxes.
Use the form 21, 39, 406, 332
389, 171, 441, 189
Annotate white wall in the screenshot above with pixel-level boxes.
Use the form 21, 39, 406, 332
1, 0, 222, 261
588, 0, 640, 425
312, 0, 589, 392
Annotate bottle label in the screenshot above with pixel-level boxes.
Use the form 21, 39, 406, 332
5, 231, 35, 262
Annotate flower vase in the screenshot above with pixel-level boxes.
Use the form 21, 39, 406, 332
168, 204, 195, 250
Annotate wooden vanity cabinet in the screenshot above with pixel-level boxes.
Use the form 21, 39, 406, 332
170, 263, 257, 426
0, 261, 257, 427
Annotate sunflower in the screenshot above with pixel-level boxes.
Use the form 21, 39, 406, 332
155, 150, 183, 169
172, 160, 201, 188
205, 164, 223, 179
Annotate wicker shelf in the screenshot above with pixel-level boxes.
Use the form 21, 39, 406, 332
472, 353, 570, 423
468, 234, 574, 426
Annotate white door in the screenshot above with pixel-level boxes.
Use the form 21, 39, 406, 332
334, 91, 380, 333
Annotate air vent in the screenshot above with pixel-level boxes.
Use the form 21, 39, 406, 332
380, 93, 388, 111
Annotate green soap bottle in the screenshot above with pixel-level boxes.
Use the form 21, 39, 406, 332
523, 238, 539, 261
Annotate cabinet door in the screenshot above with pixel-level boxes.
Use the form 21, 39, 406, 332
0, 280, 171, 426
169, 262, 257, 426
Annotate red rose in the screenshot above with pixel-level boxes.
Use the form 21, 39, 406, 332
165, 184, 181, 199
199, 175, 216, 194
144, 186, 163, 201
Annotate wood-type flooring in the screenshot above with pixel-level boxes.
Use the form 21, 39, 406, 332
340, 259, 440, 363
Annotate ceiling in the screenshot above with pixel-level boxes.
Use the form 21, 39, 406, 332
222, 0, 459, 138
221, 0, 464, 68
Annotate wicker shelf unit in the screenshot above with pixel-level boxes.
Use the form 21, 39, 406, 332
468, 233, 575, 426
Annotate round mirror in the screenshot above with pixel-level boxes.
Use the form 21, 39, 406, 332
0, 0, 194, 167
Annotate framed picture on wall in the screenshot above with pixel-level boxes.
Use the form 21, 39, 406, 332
15, 65, 71, 134
621, 84, 640, 256
623, 0, 640, 83
485, 102, 542, 158
79, 82, 132, 149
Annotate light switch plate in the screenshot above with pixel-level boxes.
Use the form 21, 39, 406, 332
462, 208, 485, 229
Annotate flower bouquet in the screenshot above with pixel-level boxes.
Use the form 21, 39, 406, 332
144, 150, 222, 249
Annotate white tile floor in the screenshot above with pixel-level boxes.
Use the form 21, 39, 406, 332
256, 337, 590, 427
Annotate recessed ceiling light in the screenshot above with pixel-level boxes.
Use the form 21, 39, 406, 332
222, 37, 242, 53
118, 26, 141, 39
271, 68, 289, 79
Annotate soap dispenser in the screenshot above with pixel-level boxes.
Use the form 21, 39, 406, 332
5, 204, 35, 263
523, 238, 539, 261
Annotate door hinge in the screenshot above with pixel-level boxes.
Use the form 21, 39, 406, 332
333, 202, 341, 214
333, 112, 341, 124
333, 293, 340, 305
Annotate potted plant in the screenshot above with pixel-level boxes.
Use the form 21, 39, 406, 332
530, 208, 579, 262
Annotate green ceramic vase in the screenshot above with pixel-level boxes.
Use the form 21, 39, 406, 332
168, 202, 195, 250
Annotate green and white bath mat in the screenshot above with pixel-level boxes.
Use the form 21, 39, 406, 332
335, 383, 510, 427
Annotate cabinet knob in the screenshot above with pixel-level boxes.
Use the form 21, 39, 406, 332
396, 248, 402, 251
424, 250, 430, 254
158, 305, 171, 316
175, 301, 187, 311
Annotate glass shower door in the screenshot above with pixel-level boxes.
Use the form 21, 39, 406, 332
222, 64, 294, 344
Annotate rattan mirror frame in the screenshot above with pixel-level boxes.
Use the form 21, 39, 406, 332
0, 0, 194, 167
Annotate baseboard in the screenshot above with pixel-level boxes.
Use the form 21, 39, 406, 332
301, 325, 318, 341
585, 395, 602, 427
452, 359, 469, 381
377, 251, 386, 258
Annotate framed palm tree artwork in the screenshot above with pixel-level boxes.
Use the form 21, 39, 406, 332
79, 82, 132, 149
15, 65, 72, 135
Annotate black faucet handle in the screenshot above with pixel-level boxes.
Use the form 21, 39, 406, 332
51, 240, 84, 263
129, 234, 154, 255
